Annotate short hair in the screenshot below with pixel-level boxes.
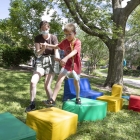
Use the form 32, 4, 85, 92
64, 23, 76, 33
39, 20, 50, 29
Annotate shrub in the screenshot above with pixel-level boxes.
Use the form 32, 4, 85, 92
0, 44, 34, 67
123, 68, 140, 77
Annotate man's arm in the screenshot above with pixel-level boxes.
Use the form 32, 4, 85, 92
54, 49, 61, 62
35, 43, 46, 56
44, 42, 59, 49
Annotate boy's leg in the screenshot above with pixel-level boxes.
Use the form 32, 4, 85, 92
51, 73, 66, 101
74, 79, 80, 99
44, 73, 55, 99
72, 70, 81, 104
74, 79, 81, 104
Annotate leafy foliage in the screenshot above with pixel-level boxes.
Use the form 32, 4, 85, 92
77, 29, 109, 71
125, 6, 140, 66
127, 6, 140, 33
9, 0, 47, 46
0, 44, 34, 67
123, 68, 140, 77
0, 0, 63, 47
49, 0, 140, 86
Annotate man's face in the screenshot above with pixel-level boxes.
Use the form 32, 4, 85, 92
40, 24, 49, 31
64, 31, 75, 42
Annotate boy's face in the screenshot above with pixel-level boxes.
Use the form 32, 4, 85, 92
64, 31, 75, 42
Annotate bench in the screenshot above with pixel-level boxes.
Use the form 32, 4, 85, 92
128, 95, 140, 112
62, 97, 107, 121
26, 107, 78, 140
0, 112, 36, 140
97, 84, 123, 112
63, 78, 103, 101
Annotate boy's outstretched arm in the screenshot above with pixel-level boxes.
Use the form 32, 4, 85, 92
60, 50, 77, 66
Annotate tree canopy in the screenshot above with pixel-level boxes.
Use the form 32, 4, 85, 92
0, 0, 64, 47
49, 0, 140, 87
1, 0, 140, 87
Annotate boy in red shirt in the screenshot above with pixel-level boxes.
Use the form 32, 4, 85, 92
43, 23, 81, 105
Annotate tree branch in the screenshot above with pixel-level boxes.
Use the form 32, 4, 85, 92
123, 0, 140, 18
63, 0, 111, 45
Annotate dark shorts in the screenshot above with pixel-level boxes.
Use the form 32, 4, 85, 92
34, 55, 59, 75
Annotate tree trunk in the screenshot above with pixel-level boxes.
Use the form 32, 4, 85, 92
63, 0, 140, 87
104, 37, 124, 87
104, 0, 126, 87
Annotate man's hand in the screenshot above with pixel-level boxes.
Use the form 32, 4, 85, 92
54, 58, 61, 62
40, 42, 49, 51
40, 42, 49, 46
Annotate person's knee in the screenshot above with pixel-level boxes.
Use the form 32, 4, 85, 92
74, 79, 79, 84
30, 81, 37, 88
31, 73, 40, 83
45, 84, 51, 90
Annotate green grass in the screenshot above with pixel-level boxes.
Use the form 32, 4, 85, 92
0, 68, 140, 140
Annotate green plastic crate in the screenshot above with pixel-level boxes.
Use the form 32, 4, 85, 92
62, 97, 107, 121
0, 112, 36, 140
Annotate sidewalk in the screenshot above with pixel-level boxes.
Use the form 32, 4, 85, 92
123, 78, 140, 88
82, 71, 140, 88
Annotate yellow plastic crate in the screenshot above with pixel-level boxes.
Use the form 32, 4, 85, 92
97, 96, 123, 112
26, 107, 78, 140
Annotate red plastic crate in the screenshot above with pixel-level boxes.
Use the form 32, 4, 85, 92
128, 95, 140, 112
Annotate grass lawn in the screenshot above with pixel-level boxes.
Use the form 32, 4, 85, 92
97, 68, 140, 80
0, 68, 140, 140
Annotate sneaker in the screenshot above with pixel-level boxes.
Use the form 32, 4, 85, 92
25, 104, 35, 112
43, 98, 55, 107
76, 98, 81, 104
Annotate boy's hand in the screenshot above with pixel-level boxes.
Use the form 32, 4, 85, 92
60, 57, 68, 67
60, 60, 66, 67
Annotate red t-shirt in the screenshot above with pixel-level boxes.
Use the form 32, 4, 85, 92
58, 39, 81, 74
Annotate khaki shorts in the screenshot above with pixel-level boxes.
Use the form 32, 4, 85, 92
34, 55, 59, 75
59, 68, 80, 81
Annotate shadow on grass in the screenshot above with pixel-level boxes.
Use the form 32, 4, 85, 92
1, 68, 140, 140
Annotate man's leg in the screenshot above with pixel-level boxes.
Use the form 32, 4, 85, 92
30, 72, 41, 101
25, 72, 41, 112
43, 68, 67, 106
44, 73, 55, 99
